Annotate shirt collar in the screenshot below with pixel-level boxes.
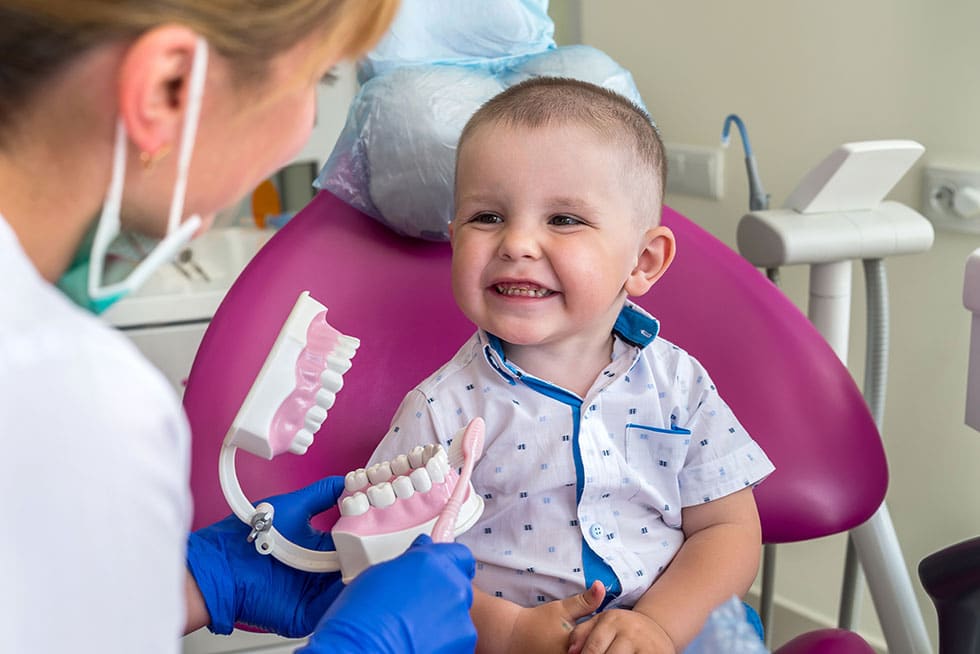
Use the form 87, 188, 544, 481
478, 302, 660, 384
613, 301, 660, 348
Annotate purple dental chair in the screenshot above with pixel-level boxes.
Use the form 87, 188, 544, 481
184, 191, 886, 653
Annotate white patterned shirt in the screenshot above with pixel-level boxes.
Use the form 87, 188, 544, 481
369, 302, 774, 609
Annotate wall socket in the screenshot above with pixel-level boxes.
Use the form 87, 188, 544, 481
921, 163, 980, 235
664, 143, 724, 200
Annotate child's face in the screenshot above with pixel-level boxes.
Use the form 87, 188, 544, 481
450, 121, 666, 351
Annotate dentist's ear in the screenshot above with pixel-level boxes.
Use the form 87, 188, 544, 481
625, 225, 676, 297
117, 25, 202, 158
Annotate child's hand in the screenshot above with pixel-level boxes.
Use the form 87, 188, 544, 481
567, 608, 676, 654
508, 581, 606, 653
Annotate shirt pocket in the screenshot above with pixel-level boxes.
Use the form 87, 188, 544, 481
623, 424, 692, 528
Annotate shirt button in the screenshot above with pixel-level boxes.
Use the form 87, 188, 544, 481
589, 523, 604, 539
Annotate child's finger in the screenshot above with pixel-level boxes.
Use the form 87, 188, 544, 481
561, 580, 606, 623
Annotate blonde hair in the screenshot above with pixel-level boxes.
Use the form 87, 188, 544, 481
458, 76, 666, 222
0, 0, 398, 132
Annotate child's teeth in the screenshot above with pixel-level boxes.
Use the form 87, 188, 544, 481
367, 462, 392, 485
305, 405, 327, 432
367, 482, 396, 508
315, 388, 337, 411
341, 491, 369, 516
320, 369, 344, 393
425, 457, 447, 484
289, 429, 314, 455
392, 475, 415, 499
410, 467, 432, 493
408, 446, 426, 468
496, 284, 552, 297
391, 454, 411, 477
345, 468, 368, 493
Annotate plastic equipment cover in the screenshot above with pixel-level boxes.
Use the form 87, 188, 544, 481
316, 0, 647, 240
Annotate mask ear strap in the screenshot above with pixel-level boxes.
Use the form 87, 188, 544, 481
86, 119, 127, 299
167, 35, 208, 235
87, 37, 209, 304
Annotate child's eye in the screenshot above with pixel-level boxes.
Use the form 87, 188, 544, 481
549, 214, 582, 226
470, 212, 503, 224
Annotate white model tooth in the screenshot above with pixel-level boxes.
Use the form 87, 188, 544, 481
422, 444, 436, 463
338, 335, 360, 355
345, 468, 368, 493
340, 491, 369, 516
408, 445, 426, 468
305, 405, 327, 432
367, 482, 396, 508
410, 467, 432, 493
288, 429, 315, 455
390, 454, 411, 477
327, 353, 353, 374
320, 369, 344, 393
367, 462, 392, 485
315, 388, 337, 411
432, 445, 449, 467
425, 457, 446, 484
392, 475, 415, 499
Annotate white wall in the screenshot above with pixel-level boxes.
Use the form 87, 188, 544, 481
567, 0, 980, 649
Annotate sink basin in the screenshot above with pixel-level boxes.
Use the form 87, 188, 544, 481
103, 226, 271, 328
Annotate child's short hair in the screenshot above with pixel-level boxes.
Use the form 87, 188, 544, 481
457, 76, 666, 221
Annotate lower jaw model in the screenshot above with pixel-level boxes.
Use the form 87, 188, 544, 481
332, 443, 484, 582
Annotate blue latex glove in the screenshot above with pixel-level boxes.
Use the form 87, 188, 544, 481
186, 476, 346, 636
298, 534, 477, 654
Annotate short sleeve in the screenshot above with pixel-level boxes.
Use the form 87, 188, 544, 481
672, 356, 775, 506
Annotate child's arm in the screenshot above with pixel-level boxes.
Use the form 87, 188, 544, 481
472, 581, 606, 654
568, 487, 762, 653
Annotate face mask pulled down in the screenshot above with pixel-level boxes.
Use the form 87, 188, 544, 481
58, 37, 209, 314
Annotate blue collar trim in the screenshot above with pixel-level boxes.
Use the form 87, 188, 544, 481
613, 302, 660, 348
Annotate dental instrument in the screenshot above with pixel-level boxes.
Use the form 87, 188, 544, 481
218, 290, 484, 577
737, 140, 935, 654
722, 114, 779, 645
721, 114, 770, 213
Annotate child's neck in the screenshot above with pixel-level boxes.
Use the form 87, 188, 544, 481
502, 334, 616, 399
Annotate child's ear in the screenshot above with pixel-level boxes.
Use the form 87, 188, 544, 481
625, 225, 675, 297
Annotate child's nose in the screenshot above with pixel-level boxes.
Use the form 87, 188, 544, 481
497, 224, 542, 261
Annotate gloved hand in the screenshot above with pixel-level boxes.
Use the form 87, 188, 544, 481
186, 476, 346, 637
298, 534, 478, 654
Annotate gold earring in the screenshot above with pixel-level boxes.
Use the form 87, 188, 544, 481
140, 144, 172, 170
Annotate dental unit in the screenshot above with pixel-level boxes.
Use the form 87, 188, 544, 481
737, 141, 935, 654
218, 291, 484, 580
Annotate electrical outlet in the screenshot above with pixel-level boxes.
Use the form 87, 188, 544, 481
664, 143, 724, 200
922, 163, 980, 234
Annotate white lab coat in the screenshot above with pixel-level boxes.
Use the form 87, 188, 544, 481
0, 213, 191, 652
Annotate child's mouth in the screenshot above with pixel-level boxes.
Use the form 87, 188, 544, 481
494, 283, 554, 298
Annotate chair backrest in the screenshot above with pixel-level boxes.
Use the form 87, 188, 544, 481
184, 191, 887, 544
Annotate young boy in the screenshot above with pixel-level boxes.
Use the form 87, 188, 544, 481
369, 77, 775, 653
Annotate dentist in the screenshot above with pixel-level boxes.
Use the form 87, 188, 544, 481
0, 2, 476, 653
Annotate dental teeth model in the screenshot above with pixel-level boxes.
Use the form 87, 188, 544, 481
332, 422, 485, 582
219, 291, 361, 572
224, 291, 359, 460
218, 291, 485, 576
